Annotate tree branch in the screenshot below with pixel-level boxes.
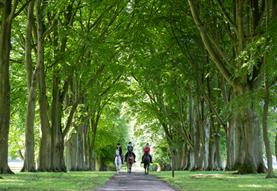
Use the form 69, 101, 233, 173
188, 0, 236, 88
62, 101, 78, 138
214, 0, 238, 36
13, 0, 32, 18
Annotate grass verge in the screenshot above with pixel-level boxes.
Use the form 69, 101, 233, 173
0, 171, 114, 191
153, 171, 277, 191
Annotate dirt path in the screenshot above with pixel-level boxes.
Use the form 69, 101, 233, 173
94, 172, 177, 191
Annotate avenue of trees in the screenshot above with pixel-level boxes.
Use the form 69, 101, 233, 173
0, 0, 276, 178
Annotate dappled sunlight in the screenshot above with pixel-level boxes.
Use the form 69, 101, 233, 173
0, 179, 25, 184
190, 173, 236, 179
238, 184, 275, 189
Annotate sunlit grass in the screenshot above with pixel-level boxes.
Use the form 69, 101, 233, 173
1, 170, 277, 190
0, 171, 114, 191
153, 170, 277, 191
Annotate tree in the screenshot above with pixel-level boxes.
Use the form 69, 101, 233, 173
36, 0, 51, 171
187, 0, 275, 174
21, 0, 36, 172
0, 0, 19, 174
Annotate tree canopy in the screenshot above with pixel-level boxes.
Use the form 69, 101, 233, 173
0, 0, 276, 177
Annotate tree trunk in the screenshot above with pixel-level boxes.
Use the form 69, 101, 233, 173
22, 0, 36, 172
214, 125, 223, 170
225, 120, 235, 170
262, 76, 274, 178
192, 111, 201, 170
66, 133, 77, 170
0, 0, 13, 174
233, 114, 244, 170
65, 139, 71, 171
275, 133, 277, 162
273, 0, 277, 163
203, 122, 209, 170
37, 0, 51, 171
239, 110, 256, 173
76, 125, 85, 170
233, 85, 265, 174
253, 111, 266, 173
49, 8, 72, 171
187, 92, 195, 170
192, 95, 204, 170
83, 119, 90, 170
207, 120, 215, 170
236, 103, 265, 174
184, 146, 191, 170
88, 112, 100, 170
50, 70, 66, 172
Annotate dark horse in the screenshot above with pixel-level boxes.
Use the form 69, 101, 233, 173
142, 154, 151, 175
126, 151, 134, 174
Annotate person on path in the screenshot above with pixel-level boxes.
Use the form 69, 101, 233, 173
141, 143, 152, 163
116, 143, 123, 164
125, 141, 136, 162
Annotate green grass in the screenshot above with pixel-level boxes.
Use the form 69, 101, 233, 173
153, 171, 277, 191
1, 170, 277, 191
0, 171, 114, 191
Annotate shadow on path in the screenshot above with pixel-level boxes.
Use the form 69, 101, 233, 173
93, 172, 176, 191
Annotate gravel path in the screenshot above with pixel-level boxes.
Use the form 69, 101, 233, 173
94, 172, 177, 191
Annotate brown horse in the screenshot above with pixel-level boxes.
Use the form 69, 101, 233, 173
126, 151, 134, 173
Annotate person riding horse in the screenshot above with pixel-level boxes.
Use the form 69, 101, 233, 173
141, 143, 152, 163
141, 143, 152, 174
114, 147, 122, 174
124, 142, 136, 173
124, 142, 136, 162
116, 143, 123, 164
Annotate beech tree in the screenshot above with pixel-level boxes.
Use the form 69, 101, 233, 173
187, 0, 275, 174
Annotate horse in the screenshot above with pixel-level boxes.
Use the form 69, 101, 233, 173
126, 151, 134, 174
114, 150, 122, 174
142, 154, 151, 175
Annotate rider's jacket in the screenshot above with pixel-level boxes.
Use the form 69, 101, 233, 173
143, 146, 150, 154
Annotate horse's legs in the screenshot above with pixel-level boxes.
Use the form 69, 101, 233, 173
127, 163, 132, 174
115, 157, 121, 174
127, 163, 130, 173
144, 163, 149, 175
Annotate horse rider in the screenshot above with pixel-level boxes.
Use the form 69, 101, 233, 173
141, 143, 152, 163
116, 143, 123, 164
125, 141, 136, 162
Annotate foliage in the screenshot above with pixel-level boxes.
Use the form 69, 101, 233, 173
94, 103, 129, 169
3, 0, 277, 174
